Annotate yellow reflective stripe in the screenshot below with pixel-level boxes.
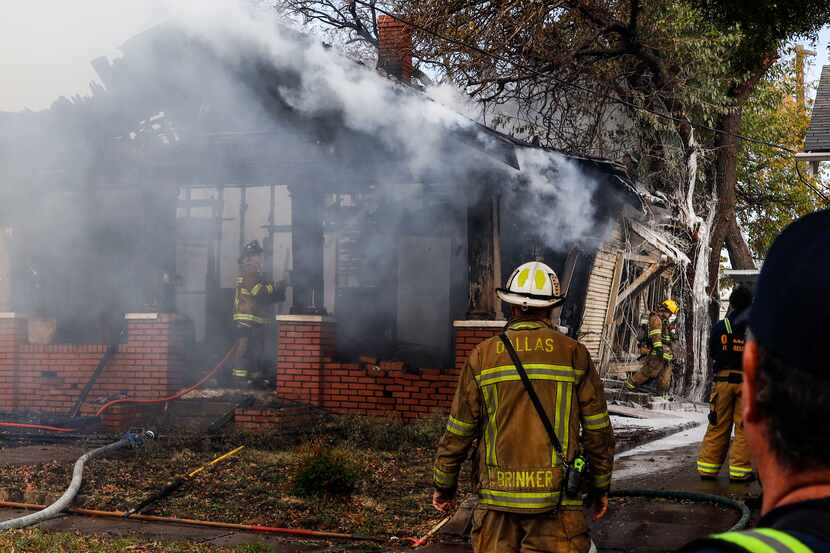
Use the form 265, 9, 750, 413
593, 472, 612, 488
446, 416, 476, 437
239, 288, 252, 296
554, 382, 573, 466
649, 329, 662, 336
652, 340, 663, 347
553, 382, 563, 466
251, 283, 263, 295
713, 529, 812, 553
582, 411, 610, 430
231, 369, 248, 377
479, 489, 560, 509
729, 466, 753, 474
480, 364, 574, 377
433, 467, 458, 488
234, 313, 269, 324
754, 529, 813, 553
561, 497, 583, 507
697, 461, 721, 474
534, 268, 546, 291
477, 364, 577, 386
517, 268, 531, 288
482, 385, 498, 466
266, 283, 274, 294
724, 318, 733, 335
508, 322, 545, 330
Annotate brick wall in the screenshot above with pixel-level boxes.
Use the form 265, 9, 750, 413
453, 321, 506, 370
275, 315, 336, 405
377, 14, 413, 81
274, 318, 506, 420
234, 405, 325, 433
0, 313, 188, 430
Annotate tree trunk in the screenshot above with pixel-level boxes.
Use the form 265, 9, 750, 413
707, 109, 756, 300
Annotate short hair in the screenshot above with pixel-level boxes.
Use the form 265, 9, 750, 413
756, 345, 830, 470
729, 285, 753, 313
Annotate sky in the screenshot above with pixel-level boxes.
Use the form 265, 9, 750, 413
0, 1, 169, 111
1, 2, 830, 112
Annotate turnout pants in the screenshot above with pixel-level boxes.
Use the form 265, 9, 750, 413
697, 371, 752, 480
231, 323, 265, 386
471, 508, 590, 553
625, 356, 672, 393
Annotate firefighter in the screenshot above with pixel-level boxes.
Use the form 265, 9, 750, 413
625, 299, 679, 394
231, 240, 285, 388
696, 285, 754, 482
679, 210, 830, 553
432, 261, 614, 553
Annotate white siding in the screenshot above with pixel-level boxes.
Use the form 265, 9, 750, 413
578, 221, 624, 363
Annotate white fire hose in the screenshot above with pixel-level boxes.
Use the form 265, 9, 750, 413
0, 430, 155, 531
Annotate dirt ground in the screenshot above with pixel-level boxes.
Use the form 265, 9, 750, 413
0, 415, 461, 551
0, 413, 752, 552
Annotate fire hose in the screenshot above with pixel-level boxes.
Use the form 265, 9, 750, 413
608, 489, 751, 531
0, 347, 235, 434
0, 430, 155, 530
0, 501, 383, 542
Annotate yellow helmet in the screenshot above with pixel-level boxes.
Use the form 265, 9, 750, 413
661, 299, 680, 314
497, 261, 564, 308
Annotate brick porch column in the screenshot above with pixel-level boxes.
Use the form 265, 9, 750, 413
276, 314, 336, 406
98, 312, 188, 430
0, 313, 25, 411
453, 320, 506, 370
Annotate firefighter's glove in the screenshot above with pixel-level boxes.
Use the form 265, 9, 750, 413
432, 490, 457, 513
592, 493, 609, 522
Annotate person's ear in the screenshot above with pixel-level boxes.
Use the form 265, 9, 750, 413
743, 339, 761, 423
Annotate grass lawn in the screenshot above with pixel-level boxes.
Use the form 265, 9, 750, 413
0, 529, 280, 552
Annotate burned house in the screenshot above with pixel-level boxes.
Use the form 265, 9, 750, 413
0, 18, 682, 427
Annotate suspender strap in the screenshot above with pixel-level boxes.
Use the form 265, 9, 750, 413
498, 333, 565, 461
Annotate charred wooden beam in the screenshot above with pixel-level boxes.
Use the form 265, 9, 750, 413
466, 189, 501, 320
289, 186, 325, 315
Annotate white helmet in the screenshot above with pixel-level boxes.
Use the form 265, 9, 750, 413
497, 261, 564, 308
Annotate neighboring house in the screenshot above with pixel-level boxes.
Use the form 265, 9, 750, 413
0, 18, 684, 390
798, 64, 830, 166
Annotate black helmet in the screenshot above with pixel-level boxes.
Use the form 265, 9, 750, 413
242, 240, 264, 258
728, 284, 753, 314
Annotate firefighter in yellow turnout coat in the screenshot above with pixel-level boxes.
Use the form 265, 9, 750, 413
697, 285, 754, 482
231, 240, 285, 388
625, 300, 678, 394
432, 262, 615, 553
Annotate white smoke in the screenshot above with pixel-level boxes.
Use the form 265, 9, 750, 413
512, 148, 604, 249
155, 0, 608, 248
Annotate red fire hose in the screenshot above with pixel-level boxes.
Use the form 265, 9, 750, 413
0, 422, 76, 433
0, 348, 234, 433
0, 500, 383, 542
94, 347, 234, 417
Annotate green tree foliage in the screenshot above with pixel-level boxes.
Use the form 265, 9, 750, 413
737, 56, 827, 257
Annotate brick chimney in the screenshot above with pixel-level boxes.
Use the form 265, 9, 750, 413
377, 15, 413, 82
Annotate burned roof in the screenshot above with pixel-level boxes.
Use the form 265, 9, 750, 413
804, 65, 830, 153
0, 22, 639, 212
